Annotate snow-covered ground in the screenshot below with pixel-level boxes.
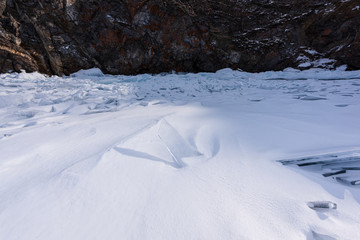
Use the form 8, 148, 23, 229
1, 68, 360, 240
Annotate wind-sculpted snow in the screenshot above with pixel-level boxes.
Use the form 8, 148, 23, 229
1, 68, 360, 239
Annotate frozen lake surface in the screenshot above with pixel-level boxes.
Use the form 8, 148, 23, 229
1, 68, 360, 239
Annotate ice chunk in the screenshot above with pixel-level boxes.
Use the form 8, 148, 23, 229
70, 68, 104, 78
299, 96, 327, 101
307, 201, 337, 210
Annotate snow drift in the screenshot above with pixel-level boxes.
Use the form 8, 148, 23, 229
1, 68, 360, 239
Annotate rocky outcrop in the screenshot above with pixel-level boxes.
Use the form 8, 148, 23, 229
0, 0, 359, 75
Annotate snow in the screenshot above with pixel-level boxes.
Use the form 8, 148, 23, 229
297, 54, 336, 69
304, 49, 319, 55
1, 68, 360, 239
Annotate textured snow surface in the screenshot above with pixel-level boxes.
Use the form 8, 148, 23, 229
1, 68, 360, 240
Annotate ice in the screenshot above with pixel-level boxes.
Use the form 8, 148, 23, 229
307, 201, 337, 210
70, 68, 104, 78
299, 96, 327, 101
1, 68, 360, 240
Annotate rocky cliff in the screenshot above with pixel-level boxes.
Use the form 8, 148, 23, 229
0, 0, 359, 75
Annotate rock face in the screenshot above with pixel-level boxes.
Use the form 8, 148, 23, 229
0, 0, 359, 75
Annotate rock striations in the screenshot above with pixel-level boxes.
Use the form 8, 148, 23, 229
0, 0, 359, 75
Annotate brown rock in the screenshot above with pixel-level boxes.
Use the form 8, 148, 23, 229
0, 0, 359, 75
